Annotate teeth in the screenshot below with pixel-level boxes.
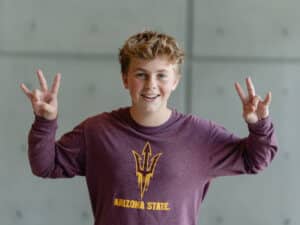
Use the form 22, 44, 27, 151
145, 95, 154, 97
142, 94, 159, 99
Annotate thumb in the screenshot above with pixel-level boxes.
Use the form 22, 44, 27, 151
38, 102, 55, 114
35, 102, 57, 120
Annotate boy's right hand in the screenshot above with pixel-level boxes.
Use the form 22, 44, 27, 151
20, 69, 61, 121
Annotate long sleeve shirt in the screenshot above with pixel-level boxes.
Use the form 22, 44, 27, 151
28, 107, 278, 225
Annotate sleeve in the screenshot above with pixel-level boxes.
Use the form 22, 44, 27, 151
206, 117, 278, 178
28, 114, 87, 178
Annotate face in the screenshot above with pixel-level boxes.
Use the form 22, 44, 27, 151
122, 56, 180, 116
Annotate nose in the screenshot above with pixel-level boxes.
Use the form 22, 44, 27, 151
145, 76, 157, 90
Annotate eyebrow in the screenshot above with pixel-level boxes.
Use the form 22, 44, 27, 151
135, 68, 169, 73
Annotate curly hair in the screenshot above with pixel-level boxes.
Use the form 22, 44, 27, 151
119, 30, 184, 74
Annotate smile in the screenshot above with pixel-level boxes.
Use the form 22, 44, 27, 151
141, 94, 160, 101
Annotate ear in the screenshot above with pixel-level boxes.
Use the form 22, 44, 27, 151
171, 74, 181, 91
122, 74, 128, 89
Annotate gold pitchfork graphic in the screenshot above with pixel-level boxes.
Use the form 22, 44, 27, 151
132, 142, 162, 199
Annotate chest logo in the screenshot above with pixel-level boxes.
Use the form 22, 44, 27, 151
132, 142, 162, 199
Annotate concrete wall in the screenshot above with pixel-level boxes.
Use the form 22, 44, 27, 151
0, 0, 297, 224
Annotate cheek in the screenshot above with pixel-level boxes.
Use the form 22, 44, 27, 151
161, 77, 179, 92
160, 85, 174, 96
128, 80, 143, 94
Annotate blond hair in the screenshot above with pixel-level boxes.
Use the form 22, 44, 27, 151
119, 30, 184, 74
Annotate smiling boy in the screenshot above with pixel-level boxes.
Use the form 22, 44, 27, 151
122, 55, 180, 126
21, 30, 278, 225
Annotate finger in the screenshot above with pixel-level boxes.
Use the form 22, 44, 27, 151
37, 69, 48, 92
20, 83, 33, 98
258, 96, 263, 101
234, 82, 247, 104
262, 92, 272, 106
51, 73, 61, 95
246, 77, 256, 98
32, 89, 42, 102
252, 96, 260, 107
245, 104, 256, 113
38, 102, 55, 113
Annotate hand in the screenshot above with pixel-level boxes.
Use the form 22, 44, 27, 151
20, 69, 61, 120
235, 77, 271, 124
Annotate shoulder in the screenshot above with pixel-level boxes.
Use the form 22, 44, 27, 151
82, 107, 129, 129
174, 110, 210, 126
168, 110, 215, 144
172, 110, 212, 133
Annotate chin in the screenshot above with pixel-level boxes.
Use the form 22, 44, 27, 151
135, 104, 160, 114
132, 100, 167, 114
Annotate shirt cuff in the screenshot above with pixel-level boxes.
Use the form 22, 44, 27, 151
32, 113, 58, 131
247, 116, 272, 133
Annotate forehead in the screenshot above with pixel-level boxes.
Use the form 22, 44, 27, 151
129, 56, 177, 72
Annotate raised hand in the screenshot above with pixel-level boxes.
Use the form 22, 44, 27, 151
20, 69, 61, 120
235, 77, 271, 124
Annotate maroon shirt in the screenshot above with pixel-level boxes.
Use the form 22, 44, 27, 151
28, 107, 278, 225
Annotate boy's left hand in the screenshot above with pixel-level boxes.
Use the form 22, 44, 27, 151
234, 77, 272, 124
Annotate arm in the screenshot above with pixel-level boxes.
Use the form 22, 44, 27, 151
207, 77, 278, 177
21, 70, 86, 178
207, 116, 278, 177
28, 115, 86, 178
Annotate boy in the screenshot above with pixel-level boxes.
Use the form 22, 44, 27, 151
20, 30, 278, 225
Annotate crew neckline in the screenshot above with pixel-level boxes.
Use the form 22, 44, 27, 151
123, 107, 178, 134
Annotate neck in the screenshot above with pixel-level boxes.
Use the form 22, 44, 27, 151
129, 107, 172, 127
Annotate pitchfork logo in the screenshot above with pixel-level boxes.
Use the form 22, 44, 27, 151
132, 142, 162, 199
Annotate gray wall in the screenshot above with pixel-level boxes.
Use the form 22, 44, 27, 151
0, 0, 296, 225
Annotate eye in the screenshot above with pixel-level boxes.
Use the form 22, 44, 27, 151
157, 73, 168, 80
135, 73, 146, 79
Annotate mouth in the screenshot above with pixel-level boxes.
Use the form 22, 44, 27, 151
141, 94, 160, 101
